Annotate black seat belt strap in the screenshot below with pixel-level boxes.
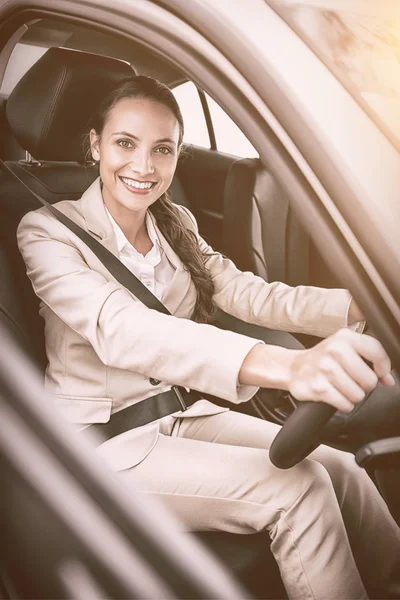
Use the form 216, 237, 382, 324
0, 160, 171, 316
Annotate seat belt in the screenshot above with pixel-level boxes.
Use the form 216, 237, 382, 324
0, 160, 171, 316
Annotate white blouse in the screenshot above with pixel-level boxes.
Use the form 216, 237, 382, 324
105, 206, 176, 300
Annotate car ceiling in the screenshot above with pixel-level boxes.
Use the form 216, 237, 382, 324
17, 18, 186, 88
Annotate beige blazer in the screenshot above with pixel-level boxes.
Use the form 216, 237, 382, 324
17, 178, 354, 471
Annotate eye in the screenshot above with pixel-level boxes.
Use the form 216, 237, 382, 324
155, 146, 172, 155
117, 139, 134, 149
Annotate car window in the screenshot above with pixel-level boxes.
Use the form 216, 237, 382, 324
172, 82, 211, 148
268, 0, 400, 146
173, 81, 258, 157
1, 43, 48, 95
205, 93, 259, 158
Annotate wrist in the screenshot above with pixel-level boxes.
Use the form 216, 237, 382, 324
239, 343, 300, 390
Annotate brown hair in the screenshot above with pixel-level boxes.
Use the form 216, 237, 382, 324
86, 76, 215, 323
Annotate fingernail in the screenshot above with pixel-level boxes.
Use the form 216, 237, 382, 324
387, 373, 396, 386
381, 373, 396, 386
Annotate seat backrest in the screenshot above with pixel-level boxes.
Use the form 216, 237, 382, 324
0, 48, 191, 369
0, 94, 24, 161
224, 158, 298, 284
223, 157, 342, 289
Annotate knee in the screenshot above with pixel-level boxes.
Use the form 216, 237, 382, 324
295, 459, 333, 494
278, 459, 336, 509
263, 460, 340, 533
315, 447, 366, 491
305, 447, 376, 515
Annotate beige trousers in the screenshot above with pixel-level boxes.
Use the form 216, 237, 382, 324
119, 411, 400, 600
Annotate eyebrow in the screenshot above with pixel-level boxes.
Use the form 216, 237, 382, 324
112, 131, 177, 146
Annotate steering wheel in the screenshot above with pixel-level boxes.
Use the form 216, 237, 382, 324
269, 358, 379, 469
269, 401, 336, 469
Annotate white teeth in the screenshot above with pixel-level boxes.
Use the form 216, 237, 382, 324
121, 177, 153, 190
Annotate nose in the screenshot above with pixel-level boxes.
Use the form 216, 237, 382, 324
130, 148, 154, 176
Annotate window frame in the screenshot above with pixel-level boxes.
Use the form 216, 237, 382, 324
197, 87, 217, 150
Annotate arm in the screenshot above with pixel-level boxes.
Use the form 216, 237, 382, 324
239, 329, 394, 412
178, 205, 363, 338
17, 208, 261, 403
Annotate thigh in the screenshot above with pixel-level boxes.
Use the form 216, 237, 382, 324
119, 431, 332, 533
176, 410, 363, 491
176, 409, 281, 450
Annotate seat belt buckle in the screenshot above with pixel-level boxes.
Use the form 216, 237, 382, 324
172, 385, 187, 411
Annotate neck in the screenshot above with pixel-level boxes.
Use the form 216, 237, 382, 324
104, 200, 150, 249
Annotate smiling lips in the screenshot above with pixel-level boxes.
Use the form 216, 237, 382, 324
119, 175, 156, 194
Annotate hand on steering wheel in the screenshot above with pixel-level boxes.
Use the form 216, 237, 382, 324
269, 329, 395, 469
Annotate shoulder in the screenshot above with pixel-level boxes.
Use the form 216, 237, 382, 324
17, 198, 84, 242
18, 197, 84, 226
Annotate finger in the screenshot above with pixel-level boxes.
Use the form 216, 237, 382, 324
348, 332, 392, 380
329, 331, 390, 389
330, 347, 379, 392
318, 356, 366, 404
379, 372, 396, 387
313, 380, 355, 413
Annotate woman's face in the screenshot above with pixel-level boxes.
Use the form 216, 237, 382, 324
90, 96, 181, 218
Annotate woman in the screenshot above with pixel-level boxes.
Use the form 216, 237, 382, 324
17, 76, 400, 599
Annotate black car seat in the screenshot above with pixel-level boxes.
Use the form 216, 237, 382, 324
223, 157, 309, 286
0, 47, 286, 598
0, 94, 24, 161
223, 157, 341, 291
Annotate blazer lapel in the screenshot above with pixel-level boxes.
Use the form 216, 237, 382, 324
80, 177, 119, 256
149, 213, 183, 272
161, 267, 194, 316
149, 213, 194, 316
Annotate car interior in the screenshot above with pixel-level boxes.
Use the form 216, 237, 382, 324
0, 16, 399, 600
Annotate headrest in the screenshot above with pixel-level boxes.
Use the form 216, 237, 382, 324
6, 47, 135, 161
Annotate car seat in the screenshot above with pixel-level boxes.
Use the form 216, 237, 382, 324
0, 94, 24, 161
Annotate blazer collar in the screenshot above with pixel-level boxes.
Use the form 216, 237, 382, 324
81, 177, 117, 254
80, 177, 183, 270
